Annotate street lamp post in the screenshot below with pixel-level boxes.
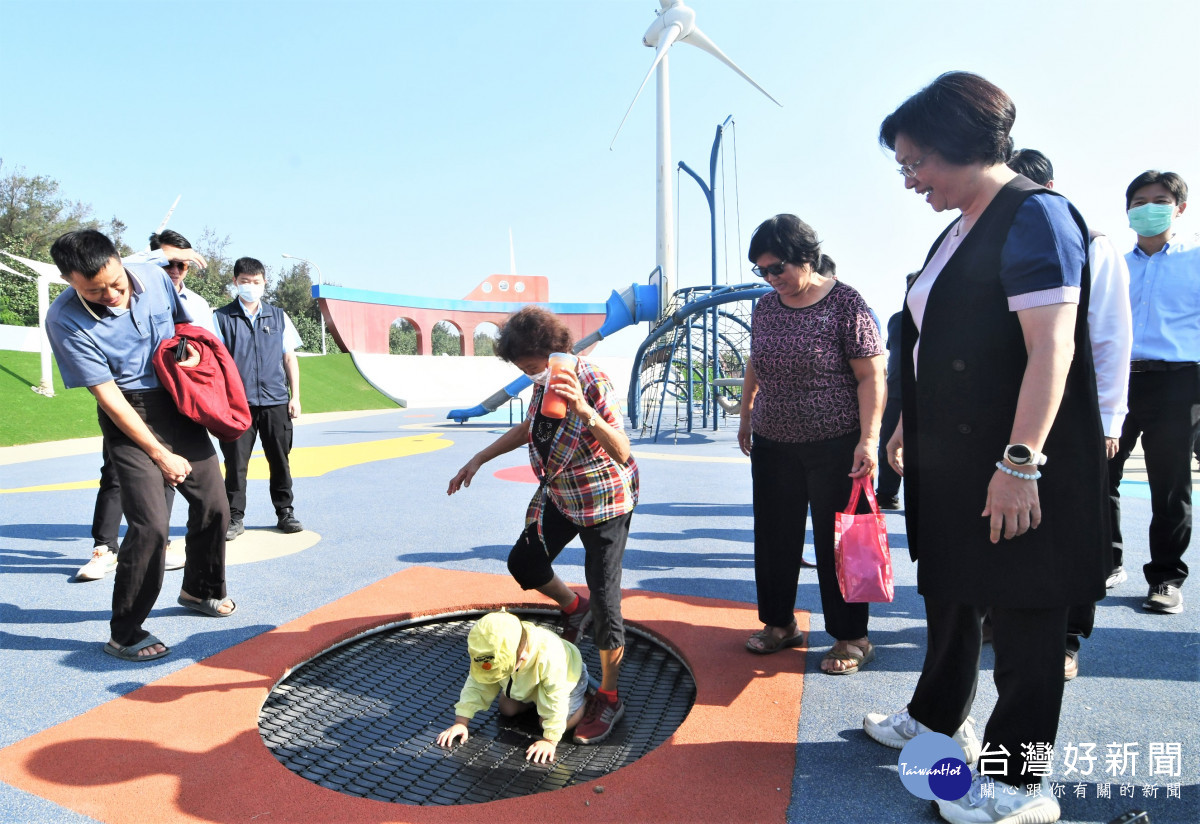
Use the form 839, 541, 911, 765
281, 253, 326, 356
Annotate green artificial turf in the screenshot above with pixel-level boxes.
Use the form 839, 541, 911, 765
0, 350, 397, 447
294, 353, 401, 415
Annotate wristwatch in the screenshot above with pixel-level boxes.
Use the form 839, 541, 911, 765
585, 412, 599, 428
1003, 444, 1047, 466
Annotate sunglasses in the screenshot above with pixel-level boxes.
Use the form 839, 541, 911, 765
751, 261, 787, 279
164, 261, 189, 271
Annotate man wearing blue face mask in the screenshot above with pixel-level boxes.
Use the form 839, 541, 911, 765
214, 257, 305, 540
1109, 170, 1200, 615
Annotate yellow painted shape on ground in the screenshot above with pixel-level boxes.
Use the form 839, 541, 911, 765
169, 529, 320, 565
1, 479, 99, 493
247, 433, 451, 479
1, 433, 452, 493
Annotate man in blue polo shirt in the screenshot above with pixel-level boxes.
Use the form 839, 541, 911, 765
77, 229, 214, 582
1109, 170, 1200, 615
45, 230, 235, 661
214, 256, 305, 540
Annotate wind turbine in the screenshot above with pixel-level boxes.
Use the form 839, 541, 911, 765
611, 0, 780, 314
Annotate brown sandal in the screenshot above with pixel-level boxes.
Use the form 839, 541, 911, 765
821, 641, 875, 675
745, 624, 805, 655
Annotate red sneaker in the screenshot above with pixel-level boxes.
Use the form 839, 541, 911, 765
561, 594, 591, 644
572, 692, 624, 745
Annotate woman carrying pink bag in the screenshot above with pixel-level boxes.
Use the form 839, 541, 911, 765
738, 214, 887, 674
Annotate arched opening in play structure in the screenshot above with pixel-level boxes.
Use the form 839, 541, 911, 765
432, 320, 464, 356
472, 321, 500, 358
388, 318, 420, 355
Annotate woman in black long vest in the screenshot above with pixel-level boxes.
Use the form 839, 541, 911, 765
861, 72, 1108, 824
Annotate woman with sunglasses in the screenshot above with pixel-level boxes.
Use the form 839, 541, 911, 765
739, 214, 886, 674
862, 72, 1107, 824
447, 306, 638, 746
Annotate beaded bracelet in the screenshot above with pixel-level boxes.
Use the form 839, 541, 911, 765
995, 461, 1041, 481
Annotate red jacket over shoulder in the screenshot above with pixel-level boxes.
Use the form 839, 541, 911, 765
153, 323, 251, 442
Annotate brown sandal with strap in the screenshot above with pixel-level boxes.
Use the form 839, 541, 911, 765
745, 623, 805, 655
821, 640, 875, 674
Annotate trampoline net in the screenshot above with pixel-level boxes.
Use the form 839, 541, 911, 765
258, 610, 696, 805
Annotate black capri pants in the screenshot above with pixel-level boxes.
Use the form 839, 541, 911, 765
507, 497, 632, 651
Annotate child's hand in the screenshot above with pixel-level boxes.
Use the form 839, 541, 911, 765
525, 739, 557, 764
436, 723, 469, 748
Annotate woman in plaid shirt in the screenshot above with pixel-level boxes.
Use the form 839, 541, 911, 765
448, 307, 638, 746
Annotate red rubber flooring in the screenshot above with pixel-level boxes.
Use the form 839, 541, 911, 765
0, 567, 809, 823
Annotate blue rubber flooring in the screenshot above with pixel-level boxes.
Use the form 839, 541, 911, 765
0, 408, 1196, 823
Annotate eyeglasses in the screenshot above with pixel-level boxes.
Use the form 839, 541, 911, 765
897, 154, 930, 178
751, 261, 787, 279
164, 261, 189, 271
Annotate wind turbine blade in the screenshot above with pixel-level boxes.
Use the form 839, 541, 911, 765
154, 195, 182, 234
141, 195, 183, 253
680, 27, 781, 106
609, 23, 682, 149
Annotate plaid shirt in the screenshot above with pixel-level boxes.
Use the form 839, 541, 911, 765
525, 356, 638, 531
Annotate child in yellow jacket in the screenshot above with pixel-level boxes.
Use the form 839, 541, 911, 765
436, 610, 591, 764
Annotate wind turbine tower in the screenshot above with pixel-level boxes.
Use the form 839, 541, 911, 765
611, 0, 780, 314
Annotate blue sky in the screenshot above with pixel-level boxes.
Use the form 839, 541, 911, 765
3, 0, 1198, 356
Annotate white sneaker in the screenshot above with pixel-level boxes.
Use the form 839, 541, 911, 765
164, 546, 186, 571
76, 547, 118, 581
863, 707, 981, 765
1105, 566, 1127, 589
936, 774, 1060, 823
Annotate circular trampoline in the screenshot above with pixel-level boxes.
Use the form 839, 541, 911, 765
258, 610, 696, 805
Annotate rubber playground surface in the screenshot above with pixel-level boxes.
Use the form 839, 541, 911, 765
0, 407, 1196, 823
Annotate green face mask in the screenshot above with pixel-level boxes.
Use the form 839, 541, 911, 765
1127, 202, 1176, 237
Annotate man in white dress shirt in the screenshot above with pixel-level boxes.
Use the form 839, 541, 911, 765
1007, 149, 1133, 679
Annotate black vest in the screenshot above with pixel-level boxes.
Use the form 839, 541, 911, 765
214, 300, 290, 407
901, 177, 1109, 608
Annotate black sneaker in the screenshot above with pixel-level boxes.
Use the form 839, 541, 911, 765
225, 519, 244, 542
876, 493, 902, 510
277, 510, 304, 534
1143, 584, 1183, 614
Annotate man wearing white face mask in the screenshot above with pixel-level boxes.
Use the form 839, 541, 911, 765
213, 257, 305, 540
1109, 170, 1200, 615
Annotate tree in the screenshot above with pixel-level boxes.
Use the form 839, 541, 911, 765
390, 319, 416, 355
269, 262, 315, 323
473, 329, 496, 357
432, 321, 462, 356
0, 159, 97, 259
106, 217, 132, 257
268, 260, 340, 353
0, 158, 100, 326
184, 228, 235, 310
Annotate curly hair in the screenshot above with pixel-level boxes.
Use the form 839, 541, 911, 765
495, 306, 574, 363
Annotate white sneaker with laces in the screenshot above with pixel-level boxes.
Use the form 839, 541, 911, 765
1105, 566, 1127, 589
936, 774, 1060, 824
77, 547, 118, 581
863, 707, 981, 765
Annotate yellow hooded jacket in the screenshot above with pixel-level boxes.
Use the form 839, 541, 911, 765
454, 621, 583, 743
